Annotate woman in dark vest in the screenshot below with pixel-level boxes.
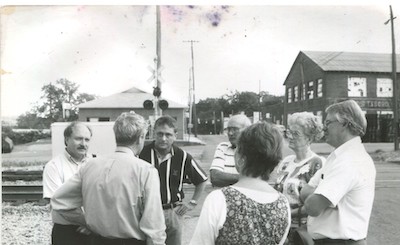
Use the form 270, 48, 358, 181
190, 122, 290, 245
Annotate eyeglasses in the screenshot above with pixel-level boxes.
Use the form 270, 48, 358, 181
324, 119, 339, 127
225, 127, 241, 133
284, 129, 303, 138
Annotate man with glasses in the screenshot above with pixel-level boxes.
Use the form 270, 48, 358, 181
210, 114, 251, 187
300, 100, 376, 245
139, 115, 208, 245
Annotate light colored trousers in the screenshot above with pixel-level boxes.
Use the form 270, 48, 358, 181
163, 207, 183, 245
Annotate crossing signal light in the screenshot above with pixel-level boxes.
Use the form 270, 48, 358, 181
143, 100, 154, 110
159, 100, 169, 110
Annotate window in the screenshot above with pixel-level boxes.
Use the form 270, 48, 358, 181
302, 83, 306, 100
99, 117, 110, 122
377, 78, 393, 97
287, 87, 292, 103
317, 79, 323, 98
348, 77, 367, 97
87, 118, 98, 122
294, 86, 299, 102
308, 81, 314, 99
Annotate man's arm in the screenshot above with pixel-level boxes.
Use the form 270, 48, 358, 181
140, 168, 166, 245
176, 180, 206, 216
210, 169, 239, 187
304, 193, 332, 217
51, 171, 85, 226
299, 184, 316, 203
43, 160, 63, 199
191, 180, 206, 201
209, 143, 238, 187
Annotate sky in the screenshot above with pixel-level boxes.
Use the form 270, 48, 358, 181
1, 4, 400, 118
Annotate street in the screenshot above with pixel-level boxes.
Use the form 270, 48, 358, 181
182, 135, 400, 245
2, 135, 400, 244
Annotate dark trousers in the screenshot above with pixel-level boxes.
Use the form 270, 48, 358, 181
90, 235, 146, 245
314, 238, 367, 245
52, 223, 90, 245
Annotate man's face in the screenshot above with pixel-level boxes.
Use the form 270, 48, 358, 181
65, 125, 91, 160
323, 113, 343, 148
154, 124, 176, 152
226, 119, 245, 147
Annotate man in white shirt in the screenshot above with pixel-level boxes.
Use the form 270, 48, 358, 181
209, 114, 251, 187
43, 121, 93, 245
300, 100, 376, 245
51, 112, 166, 245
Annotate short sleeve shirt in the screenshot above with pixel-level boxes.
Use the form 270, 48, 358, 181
43, 150, 90, 199
210, 142, 238, 174
307, 137, 376, 240
139, 142, 208, 204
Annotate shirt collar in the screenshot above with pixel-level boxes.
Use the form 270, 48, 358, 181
151, 141, 175, 156
63, 149, 87, 165
116, 146, 137, 157
333, 136, 361, 157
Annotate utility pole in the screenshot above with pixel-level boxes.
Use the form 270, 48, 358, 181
184, 40, 199, 137
188, 68, 193, 137
386, 5, 398, 150
153, 5, 162, 119
259, 80, 262, 121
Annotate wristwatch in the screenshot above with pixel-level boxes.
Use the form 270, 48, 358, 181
189, 200, 198, 206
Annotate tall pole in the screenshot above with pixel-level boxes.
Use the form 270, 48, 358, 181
154, 5, 162, 119
386, 6, 398, 150
184, 40, 199, 137
259, 80, 262, 121
188, 68, 193, 137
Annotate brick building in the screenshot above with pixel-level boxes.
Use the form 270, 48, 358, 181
282, 51, 400, 142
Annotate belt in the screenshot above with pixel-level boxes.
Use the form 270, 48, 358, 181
162, 202, 182, 210
314, 238, 366, 244
91, 234, 146, 245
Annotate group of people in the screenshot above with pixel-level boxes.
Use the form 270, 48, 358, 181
43, 99, 376, 245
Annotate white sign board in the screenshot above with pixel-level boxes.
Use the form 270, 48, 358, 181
51, 122, 116, 158
253, 111, 260, 123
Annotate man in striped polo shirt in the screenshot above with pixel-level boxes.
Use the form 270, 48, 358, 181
210, 114, 251, 187
140, 115, 208, 245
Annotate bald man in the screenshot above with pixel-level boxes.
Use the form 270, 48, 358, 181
209, 114, 251, 187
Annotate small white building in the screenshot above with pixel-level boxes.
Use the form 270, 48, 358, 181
77, 87, 188, 139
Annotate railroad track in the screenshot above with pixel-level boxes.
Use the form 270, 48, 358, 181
2, 170, 44, 202
2, 184, 44, 202
2, 170, 43, 181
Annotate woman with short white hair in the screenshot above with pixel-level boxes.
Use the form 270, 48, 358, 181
274, 112, 325, 244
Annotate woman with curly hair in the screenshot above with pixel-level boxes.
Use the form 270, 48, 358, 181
275, 112, 325, 244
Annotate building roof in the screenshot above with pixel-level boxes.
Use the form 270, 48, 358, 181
78, 87, 187, 109
302, 51, 400, 73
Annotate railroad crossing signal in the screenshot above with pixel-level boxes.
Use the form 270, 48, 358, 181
147, 61, 165, 85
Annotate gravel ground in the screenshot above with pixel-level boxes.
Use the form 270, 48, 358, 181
1, 203, 199, 245
2, 203, 52, 245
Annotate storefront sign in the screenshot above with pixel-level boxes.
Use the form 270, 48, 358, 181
357, 100, 391, 109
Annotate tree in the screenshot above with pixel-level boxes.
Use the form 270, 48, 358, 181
17, 79, 97, 128
195, 90, 284, 134
227, 91, 260, 116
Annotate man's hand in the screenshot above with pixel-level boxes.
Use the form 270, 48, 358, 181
175, 202, 196, 216
76, 226, 91, 235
